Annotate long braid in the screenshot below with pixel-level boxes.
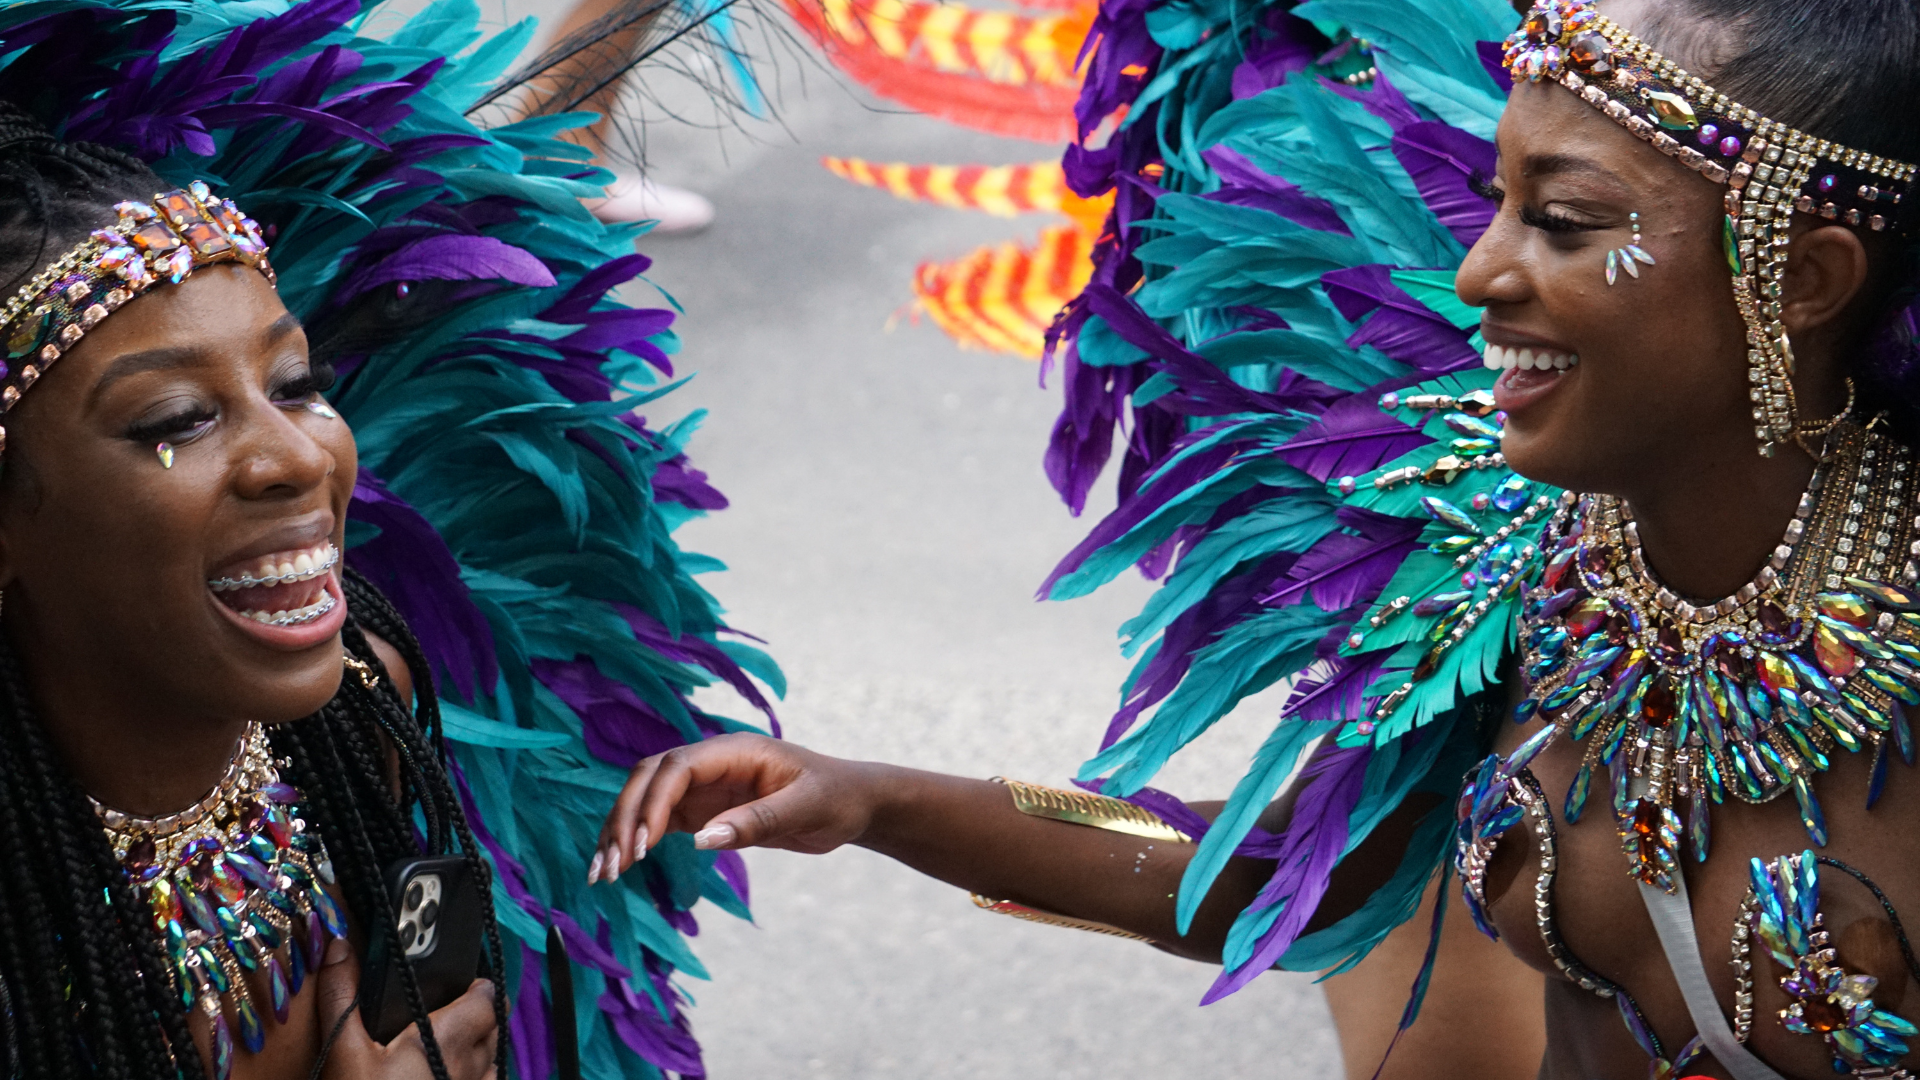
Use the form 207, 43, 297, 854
0, 103, 511, 1080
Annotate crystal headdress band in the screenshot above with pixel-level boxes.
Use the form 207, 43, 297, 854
1504, 0, 1917, 458
0, 181, 273, 455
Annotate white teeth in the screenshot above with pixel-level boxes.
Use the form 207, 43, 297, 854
1480, 344, 1581, 373
207, 543, 339, 591
233, 592, 336, 627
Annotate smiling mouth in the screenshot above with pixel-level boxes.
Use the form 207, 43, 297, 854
1482, 344, 1580, 371
207, 542, 340, 626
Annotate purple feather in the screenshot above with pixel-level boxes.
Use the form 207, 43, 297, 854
1284, 651, 1393, 723
1204, 744, 1371, 1001
712, 850, 751, 907
1259, 508, 1423, 610
600, 978, 705, 1076
346, 473, 498, 702
511, 944, 556, 1080
1478, 39, 1516, 93
532, 658, 698, 766
617, 605, 780, 735
1203, 146, 1352, 235
1391, 121, 1498, 246
1323, 265, 1480, 374
342, 234, 555, 298
1273, 391, 1426, 481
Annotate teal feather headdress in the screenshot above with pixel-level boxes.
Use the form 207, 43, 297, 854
0, 0, 779, 1074
1047, 0, 1533, 1004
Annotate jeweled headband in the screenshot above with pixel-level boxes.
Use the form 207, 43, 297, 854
1504, 0, 1918, 458
0, 181, 274, 455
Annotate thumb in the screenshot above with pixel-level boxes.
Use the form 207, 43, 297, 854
692, 783, 821, 850
314, 937, 376, 1064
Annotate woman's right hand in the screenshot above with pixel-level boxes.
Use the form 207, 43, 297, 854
591, 733, 883, 881
315, 937, 500, 1080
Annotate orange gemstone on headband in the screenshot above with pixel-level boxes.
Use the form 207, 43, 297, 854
1524, 7, 1561, 42
156, 191, 200, 224
1566, 30, 1612, 73
182, 221, 231, 257
129, 222, 180, 253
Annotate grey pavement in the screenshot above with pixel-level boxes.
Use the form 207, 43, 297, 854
449, 4, 1343, 1073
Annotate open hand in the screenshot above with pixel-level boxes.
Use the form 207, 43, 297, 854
590, 733, 880, 882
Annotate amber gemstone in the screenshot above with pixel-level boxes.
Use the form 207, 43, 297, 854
1798, 994, 1847, 1033
1631, 799, 1661, 836
1413, 648, 1441, 681
1815, 622, 1859, 677
1566, 29, 1612, 73
1642, 677, 1676, 727
182, 221, 231, 257
129, 222, 180, 253
1524, 7, 1561, 41
1423, 455, 1466, 485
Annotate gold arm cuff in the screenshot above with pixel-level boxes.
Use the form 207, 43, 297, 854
991, 777, 1193, 842
969, 895, 1154, 942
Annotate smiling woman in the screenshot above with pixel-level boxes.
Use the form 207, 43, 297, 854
0, 0, 784, 1073
0, 121, 510, 1080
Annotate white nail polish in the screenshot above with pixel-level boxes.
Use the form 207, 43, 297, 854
587, 851, 603, 884
693, 824, 736, 850
634, 824, 650, 861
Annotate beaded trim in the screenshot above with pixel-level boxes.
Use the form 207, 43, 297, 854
1504, 0, 1917, 457
0, 181, 272, 454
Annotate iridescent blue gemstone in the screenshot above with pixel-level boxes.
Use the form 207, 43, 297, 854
224, 851, 274, 890
237, 993, 266, 1054
1491, 474, 1530, 512
268, 955, 292, 1024
181, 889, 221, 936
181, 835, 222, 860
196, 945, 231, 993
246, 833, 278, 864
262, 782, 299, 805
287, 929, 307, 996
211, 1012, 234, 1080
248, 911, 282, 950
312, 887, 348, 938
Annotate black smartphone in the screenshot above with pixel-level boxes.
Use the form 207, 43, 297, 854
360, 855, 485, 1044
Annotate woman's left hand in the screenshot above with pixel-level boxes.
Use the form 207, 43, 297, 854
315, 937, 500, 1080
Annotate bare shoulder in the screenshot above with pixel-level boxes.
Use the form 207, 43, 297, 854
358, 630, 414, 706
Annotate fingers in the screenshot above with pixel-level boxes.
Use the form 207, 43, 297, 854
315, 938, 376, 1076
596, 734, 785, 882
427, 979, 501, 1079
689, 780, 813, 850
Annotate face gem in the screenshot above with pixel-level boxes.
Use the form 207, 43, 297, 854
1565, 30, 1611, 73
129, 221, 181, 253
182, 221, 232, 257
1720, 135, 1744, 158
1642, 89, 1699, 130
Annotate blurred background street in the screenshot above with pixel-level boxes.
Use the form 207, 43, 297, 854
402, 1, 1345, 1071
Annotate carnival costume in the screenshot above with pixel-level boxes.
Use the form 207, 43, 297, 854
0, 1, 781, 1076
967, 0, 1920, 1074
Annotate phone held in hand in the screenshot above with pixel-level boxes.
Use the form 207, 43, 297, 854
360, 855, 485, 1044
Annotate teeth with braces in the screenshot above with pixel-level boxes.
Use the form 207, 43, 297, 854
208, 543, 339, 591
242, 592, 337, 627
1483, 344, 1579, 371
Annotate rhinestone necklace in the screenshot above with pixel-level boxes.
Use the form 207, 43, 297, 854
94, 722, 346, 1080
1472, 421, 1920, 897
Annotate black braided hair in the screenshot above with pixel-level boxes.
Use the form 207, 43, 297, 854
0, 103, 510, 1079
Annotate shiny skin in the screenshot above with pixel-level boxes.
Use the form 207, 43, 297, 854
0, 266, 497, 1079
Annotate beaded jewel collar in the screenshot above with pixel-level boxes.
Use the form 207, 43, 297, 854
0, 181, 272, 455
94, 722, 344, 1080
1503, 0, 1917, 457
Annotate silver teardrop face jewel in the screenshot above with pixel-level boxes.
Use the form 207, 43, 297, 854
156, 442, 174, 469
306, 400, 337, 420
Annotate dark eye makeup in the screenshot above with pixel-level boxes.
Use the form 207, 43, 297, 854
1473, 173, 1614, 235
122, 363, 323, 447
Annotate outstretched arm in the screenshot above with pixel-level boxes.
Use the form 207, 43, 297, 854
595, 732, 1431, 963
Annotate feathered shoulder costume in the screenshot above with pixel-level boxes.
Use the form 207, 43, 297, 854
0, 0, 780, 1075
1045, 0, 1535, 1002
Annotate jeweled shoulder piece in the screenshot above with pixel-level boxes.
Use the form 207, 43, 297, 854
1504, 0, 1917, 457
95, 723, 342, 1080
0, 181, 272, 454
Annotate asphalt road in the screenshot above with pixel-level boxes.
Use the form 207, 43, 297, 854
432, 2, 1345, 1072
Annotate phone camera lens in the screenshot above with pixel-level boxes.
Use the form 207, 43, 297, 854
399, 921, 418, 949
420, 900, 439, 929
405, 882, 424, 910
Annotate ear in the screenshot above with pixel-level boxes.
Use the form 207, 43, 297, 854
1779, 224, 1871, 337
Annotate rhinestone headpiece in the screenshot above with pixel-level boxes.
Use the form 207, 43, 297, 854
1504, 0, 1917, 458
0, 181, 273, 454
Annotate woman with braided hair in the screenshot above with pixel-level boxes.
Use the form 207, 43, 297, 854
0, 112, 508, 1078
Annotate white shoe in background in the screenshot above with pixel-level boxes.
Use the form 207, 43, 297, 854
590, 174, 716, 233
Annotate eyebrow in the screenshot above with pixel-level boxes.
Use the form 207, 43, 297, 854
1521, 153, 1625, 184
90, 311, 304, 404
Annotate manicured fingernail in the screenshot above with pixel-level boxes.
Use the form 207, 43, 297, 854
693, 823, 736, 850
587, 851, 604, 884
633, 824, 650, 862
606, 839, 623, 879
